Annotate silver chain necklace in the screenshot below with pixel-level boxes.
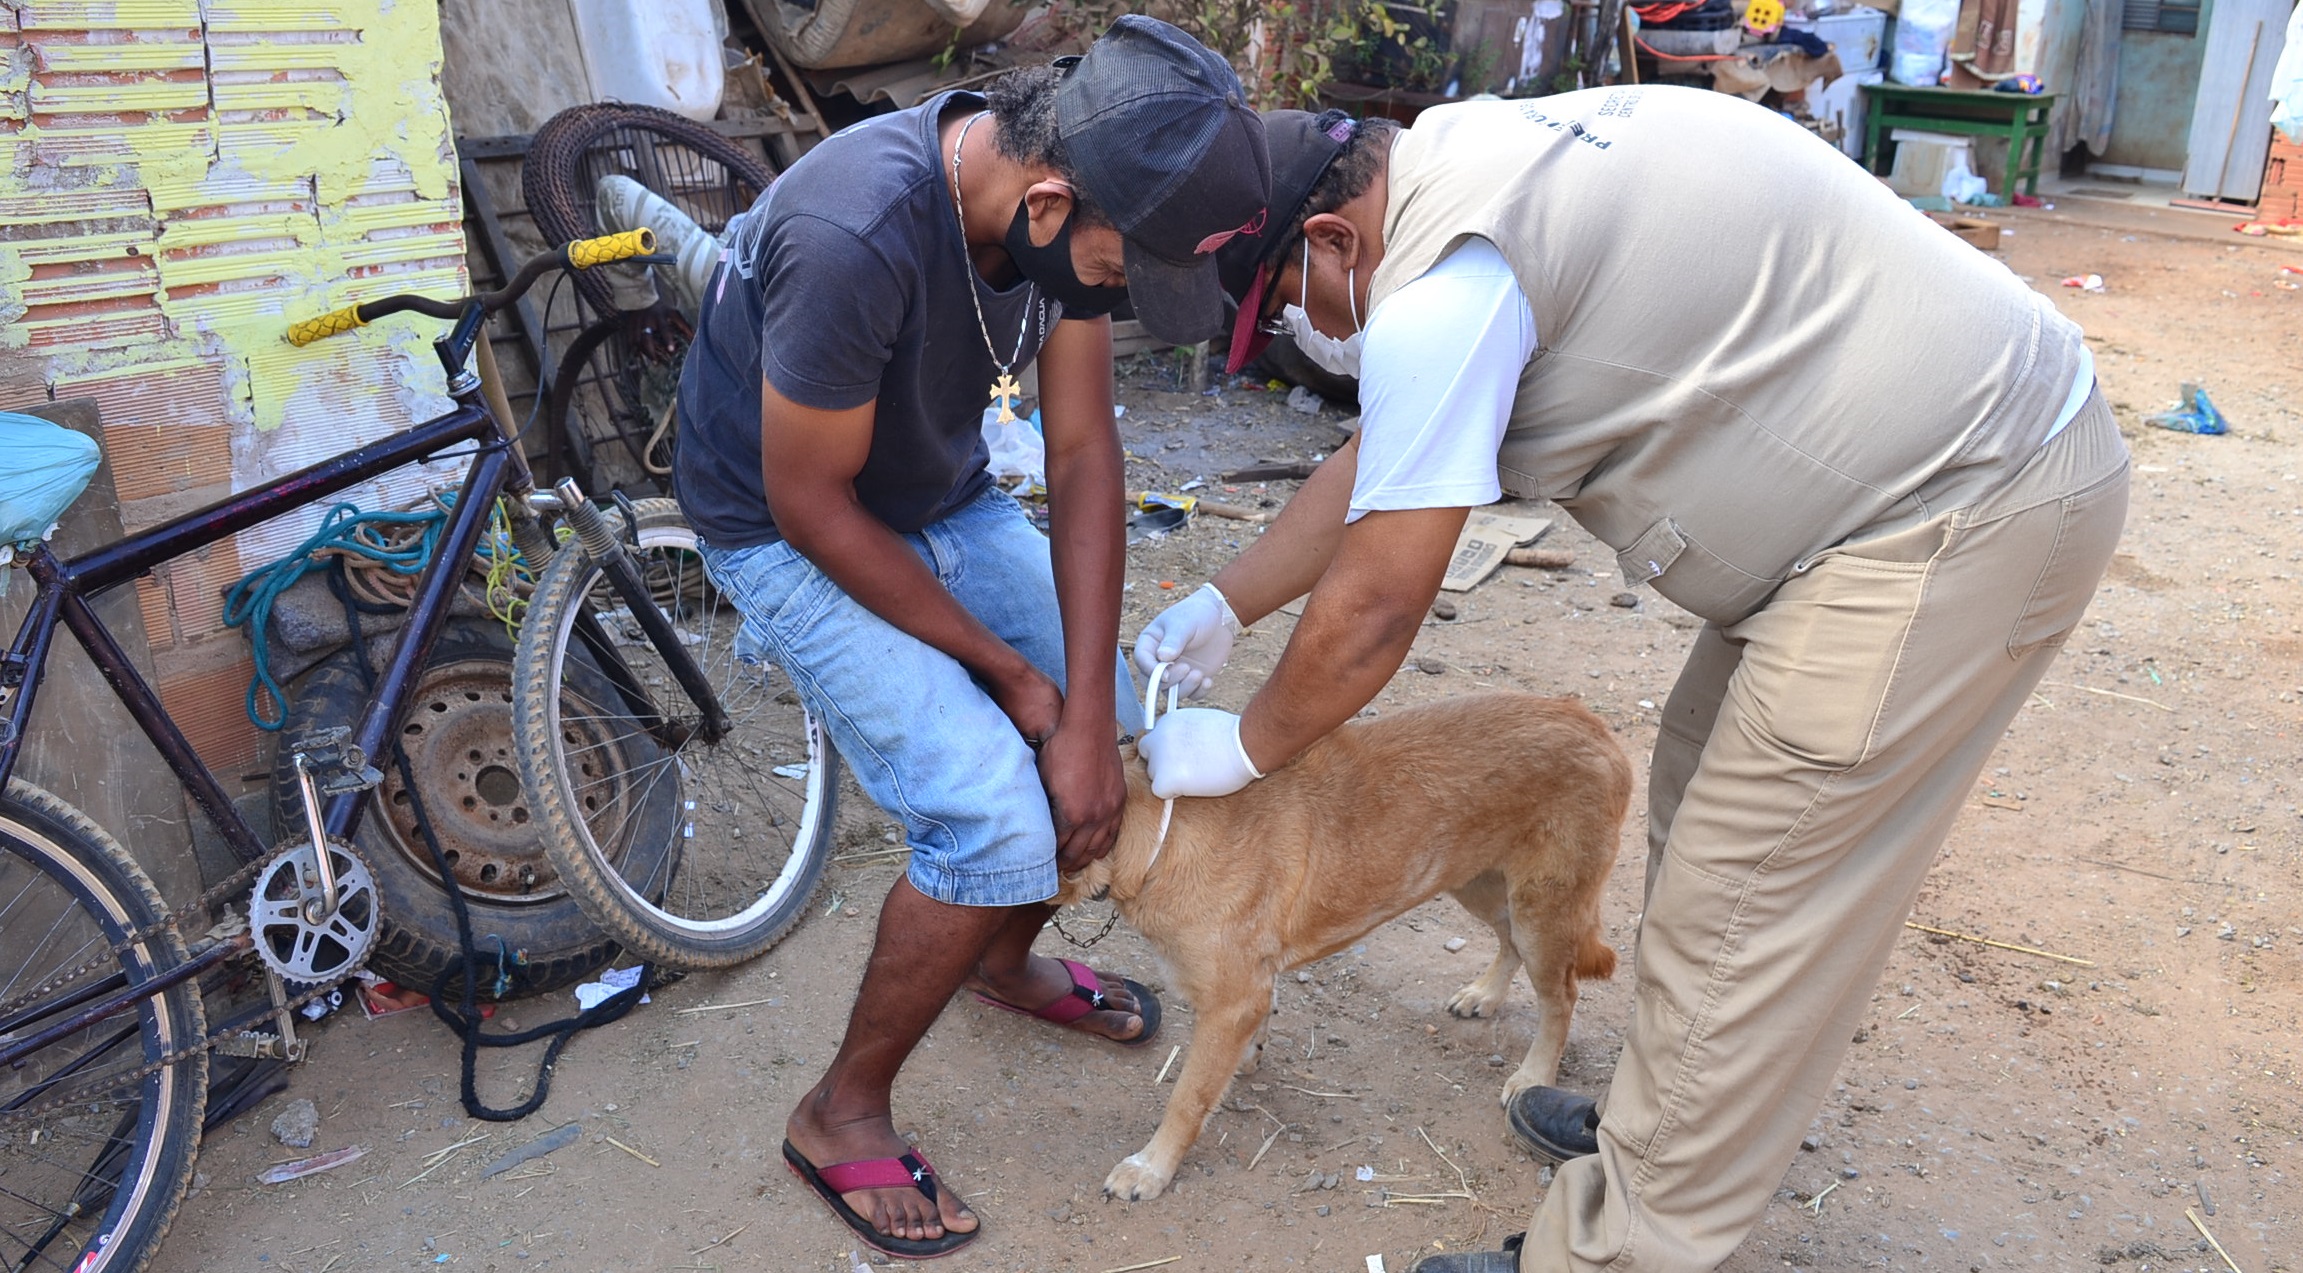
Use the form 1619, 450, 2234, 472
949, 110, 1038, 424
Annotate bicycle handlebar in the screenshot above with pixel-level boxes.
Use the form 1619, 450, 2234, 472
284, 228, 660, 347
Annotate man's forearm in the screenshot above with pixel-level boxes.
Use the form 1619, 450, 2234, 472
1236, 503, 1466, 771
1212, 435, 1360, 625
779, 490, 1036, 688
1043, 441, 1123, 726
1038, 319, 1125, 728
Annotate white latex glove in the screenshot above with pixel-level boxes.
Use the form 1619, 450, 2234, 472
1139, 708, 1264, 799
1133, 582, 1241, 700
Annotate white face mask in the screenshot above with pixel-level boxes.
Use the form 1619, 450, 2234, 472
1283, 237, 1363, 378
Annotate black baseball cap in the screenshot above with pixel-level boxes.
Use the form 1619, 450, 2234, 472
1216, 109, 1358, 374
1057, 16, 1272, 345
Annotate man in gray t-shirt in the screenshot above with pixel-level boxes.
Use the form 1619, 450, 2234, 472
675, 18, 1270, 1258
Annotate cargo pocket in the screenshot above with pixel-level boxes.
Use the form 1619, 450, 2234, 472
1724, 547, 1935, 771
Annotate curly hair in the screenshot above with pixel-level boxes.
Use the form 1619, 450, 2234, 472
1289, 115, 1400, 239
983, 64, 1113, 229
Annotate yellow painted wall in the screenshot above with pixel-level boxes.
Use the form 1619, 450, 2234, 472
1, 0, 469, 768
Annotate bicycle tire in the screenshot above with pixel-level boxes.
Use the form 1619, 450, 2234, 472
0, 780, 207, 1273
522, 102, 777, 317
512, 499, 838, 968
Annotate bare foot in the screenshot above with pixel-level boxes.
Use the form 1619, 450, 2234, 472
968, 955, 1148, 1042
785, 1096, 976, 1246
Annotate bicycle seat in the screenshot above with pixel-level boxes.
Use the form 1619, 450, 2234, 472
0, 410, 101, 548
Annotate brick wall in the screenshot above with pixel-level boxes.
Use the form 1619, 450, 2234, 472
2, 0, 470, 776
2258, 135, 2303, 226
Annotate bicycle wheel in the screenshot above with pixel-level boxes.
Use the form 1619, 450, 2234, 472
524, 103, 777, 498
0, 781, 207, 1273
513, 499, 838, 967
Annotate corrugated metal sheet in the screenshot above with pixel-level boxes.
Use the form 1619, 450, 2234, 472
3, 0, 466, 769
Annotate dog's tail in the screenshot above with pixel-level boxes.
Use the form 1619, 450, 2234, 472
1575, 927, 1618, 981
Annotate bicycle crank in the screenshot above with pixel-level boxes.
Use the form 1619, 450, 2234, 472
249, 839, 379, 983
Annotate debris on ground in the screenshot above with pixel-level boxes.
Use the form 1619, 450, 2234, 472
270, 1097, 320, 1149
481, 1123, 582, 1179
257, 1145, 367, 1185
2145, 382, 2229, 435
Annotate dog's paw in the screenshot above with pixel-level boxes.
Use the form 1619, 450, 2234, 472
1236, 1041, 1263, 1077
1104, 1152, 1175, 1202
1498, 1064, 1552, 1108
1446, 981, 1506, 1019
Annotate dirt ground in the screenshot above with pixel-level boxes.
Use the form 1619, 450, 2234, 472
150, 206, 2301, 1273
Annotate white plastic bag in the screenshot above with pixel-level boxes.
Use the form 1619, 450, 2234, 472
1941, 155, 1988, 204
0, 412, 100, 546
981, 406, 1045, 487
1890, 0, 1958, 86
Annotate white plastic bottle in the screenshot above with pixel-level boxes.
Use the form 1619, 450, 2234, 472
568, 0, 727, 121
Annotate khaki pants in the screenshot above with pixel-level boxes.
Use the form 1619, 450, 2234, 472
1522, 394, 2129, 1271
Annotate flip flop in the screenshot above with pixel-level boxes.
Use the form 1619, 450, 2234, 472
972, 957, 1163, 1047
781, 1139, 980, 1260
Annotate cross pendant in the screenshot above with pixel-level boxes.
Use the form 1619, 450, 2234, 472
990, 373, 1022, 424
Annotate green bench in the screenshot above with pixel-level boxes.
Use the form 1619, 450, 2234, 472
1860, 84, 2058, 198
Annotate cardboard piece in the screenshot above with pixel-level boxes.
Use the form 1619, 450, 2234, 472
1926, 211, 2003, 249
1441, 508, 1555, 592
1710, 47, 1844, 99
1275, 504, 1553, 617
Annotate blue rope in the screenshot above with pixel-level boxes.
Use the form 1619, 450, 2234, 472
223, 501, 447, 730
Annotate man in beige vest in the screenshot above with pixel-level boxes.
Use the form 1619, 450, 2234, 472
1130, 92, 2129, 1271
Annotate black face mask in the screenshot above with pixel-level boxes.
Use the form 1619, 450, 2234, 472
1003, 198, 1129, 317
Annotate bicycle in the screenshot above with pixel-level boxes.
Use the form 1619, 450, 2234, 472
0, 229, 677, 1273
523, 102, 780, 498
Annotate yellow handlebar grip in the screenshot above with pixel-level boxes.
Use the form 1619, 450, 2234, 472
567, 228, 657, 269
286, 304, 366, 347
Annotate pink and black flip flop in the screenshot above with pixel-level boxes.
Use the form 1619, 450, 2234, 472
782, 1139, 980, 1260
972, 957, 1163, 1047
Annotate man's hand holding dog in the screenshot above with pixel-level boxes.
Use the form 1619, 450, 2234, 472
1140, 707, 1264, 799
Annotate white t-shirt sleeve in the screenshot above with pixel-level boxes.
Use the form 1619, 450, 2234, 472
1346, 237, 1536, 522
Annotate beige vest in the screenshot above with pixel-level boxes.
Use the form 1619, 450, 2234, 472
1370, 87, 2085, 623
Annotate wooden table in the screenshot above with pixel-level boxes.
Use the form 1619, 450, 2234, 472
1860, 84, 2058, 197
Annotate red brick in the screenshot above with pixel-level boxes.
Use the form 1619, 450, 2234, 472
153, 647, 262, 774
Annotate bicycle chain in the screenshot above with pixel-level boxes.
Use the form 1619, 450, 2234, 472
0, 846, 272, 1028
0, 843, 372, 1122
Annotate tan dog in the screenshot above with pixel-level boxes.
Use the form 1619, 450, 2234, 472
1057, 691, 1630, 1201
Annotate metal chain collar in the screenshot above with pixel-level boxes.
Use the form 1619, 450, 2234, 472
1049, 904, 1120, 948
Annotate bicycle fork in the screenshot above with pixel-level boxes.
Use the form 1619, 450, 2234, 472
539, 480, 730, 747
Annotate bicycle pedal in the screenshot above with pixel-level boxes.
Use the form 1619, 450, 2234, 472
214, 1030, 300, 1061
290, 724, 348, 748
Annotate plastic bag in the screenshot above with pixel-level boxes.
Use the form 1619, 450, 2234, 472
1941, 156, 1988, 204
2145, 383, 2228, 436
981, 405, 1045, 487
0, 412, 101, 546
2272, 4, 2303, 143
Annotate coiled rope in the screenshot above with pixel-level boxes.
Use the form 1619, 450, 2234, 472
223, 494, 536, 730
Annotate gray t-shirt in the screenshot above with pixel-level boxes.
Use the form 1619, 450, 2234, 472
675, 91, 1053, 549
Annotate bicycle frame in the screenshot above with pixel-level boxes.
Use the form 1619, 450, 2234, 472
0, 396, 519, 872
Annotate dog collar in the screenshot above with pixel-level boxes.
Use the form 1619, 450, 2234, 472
1142, 663, 1181, 880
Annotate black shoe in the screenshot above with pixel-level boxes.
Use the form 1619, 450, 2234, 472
1412, 1232, 1522, 1271
1507, 1086, 1600, 1164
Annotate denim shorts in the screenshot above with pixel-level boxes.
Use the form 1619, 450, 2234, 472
697, 487, 1132, 907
